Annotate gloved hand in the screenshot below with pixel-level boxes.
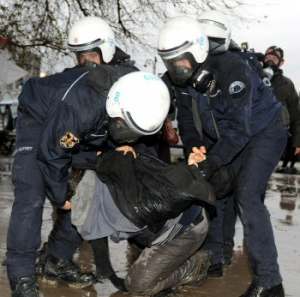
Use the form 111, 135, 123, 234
209, 167, 234, 199
197, 159, 219, 180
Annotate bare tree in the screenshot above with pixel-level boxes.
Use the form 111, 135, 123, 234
0, 0, 247, 73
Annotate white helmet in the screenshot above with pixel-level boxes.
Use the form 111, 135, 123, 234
198, 11, 231, 53
157, 16, 209, 86
106, 71, 170, 138
68, 16, 116, 63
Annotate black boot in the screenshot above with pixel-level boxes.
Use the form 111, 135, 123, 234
11, 277, 40, 297
240, 282, 285, 297
42, 254, 95, 288
207, 263, 223, 277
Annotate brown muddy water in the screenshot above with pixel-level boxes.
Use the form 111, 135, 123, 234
0, 163, 299, 297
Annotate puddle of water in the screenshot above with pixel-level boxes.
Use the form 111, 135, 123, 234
0, 170, 300, 296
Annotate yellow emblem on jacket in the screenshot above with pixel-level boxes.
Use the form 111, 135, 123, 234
60, 132, 79, 149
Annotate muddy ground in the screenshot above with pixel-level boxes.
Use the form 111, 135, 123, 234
0, 157, 299, 297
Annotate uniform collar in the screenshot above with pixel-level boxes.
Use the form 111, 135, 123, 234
110, 47, 132, 65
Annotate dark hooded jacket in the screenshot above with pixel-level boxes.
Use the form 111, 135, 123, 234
271, 69, 300, 147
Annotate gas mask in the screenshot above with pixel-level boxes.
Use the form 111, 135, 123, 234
190, 67, 218, 96
161, 52, 198, 86
108, 118, 141, 144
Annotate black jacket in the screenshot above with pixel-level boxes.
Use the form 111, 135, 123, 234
271, 69, 300, 146
96, 151, 215, 232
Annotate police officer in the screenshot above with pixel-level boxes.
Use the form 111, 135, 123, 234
6, 17, 136, 297
36, 16, 138, 288
164, 12, 265, 275
196, 11, 272, 274
196, 11, 239, 275
158, 16, 287, 297
37, 17, 138, 287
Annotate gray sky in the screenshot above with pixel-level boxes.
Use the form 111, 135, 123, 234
232, 0, 300, 89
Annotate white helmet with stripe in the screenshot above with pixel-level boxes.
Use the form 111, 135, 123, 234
68, 16, 115, 63
106, 71, 170, 136
158, 16, 209, 85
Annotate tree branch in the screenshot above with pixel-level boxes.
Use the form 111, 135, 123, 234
117, 0, 131, 37
75, 0, 90, 16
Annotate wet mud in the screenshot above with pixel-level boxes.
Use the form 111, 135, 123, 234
0, 160, 299, 297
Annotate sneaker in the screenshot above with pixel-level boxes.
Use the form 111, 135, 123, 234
207, 263, 223, 277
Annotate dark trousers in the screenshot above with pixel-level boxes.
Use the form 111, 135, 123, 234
6, 152, 82, 286
222, 194, 237, 252
206, 115, 287, 288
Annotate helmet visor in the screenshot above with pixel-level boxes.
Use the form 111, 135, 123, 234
158, 41, 193, 60
198, 19, 228, 32
161, 52, 198, 86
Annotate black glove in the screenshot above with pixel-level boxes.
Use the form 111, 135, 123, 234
197, 159, 219, 180
209, 166, 234, 199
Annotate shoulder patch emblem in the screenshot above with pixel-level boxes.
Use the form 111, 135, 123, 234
228, 81, 246, 95
60, 132, 79, 149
